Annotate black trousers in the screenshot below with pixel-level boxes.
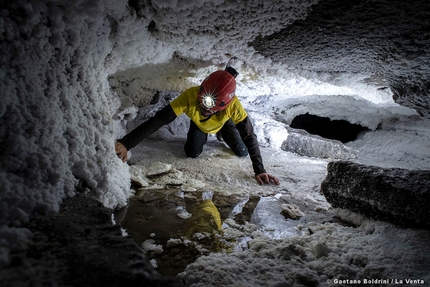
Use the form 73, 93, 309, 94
184, 119, 248, 158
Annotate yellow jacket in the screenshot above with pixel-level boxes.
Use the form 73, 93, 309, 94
170, 86, 248, 134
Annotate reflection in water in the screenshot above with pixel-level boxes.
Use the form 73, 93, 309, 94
186, 199, 222, 237
114, 188, 310, 277
114, 189, 234, 276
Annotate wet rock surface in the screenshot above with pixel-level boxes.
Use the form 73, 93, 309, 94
281, 203, 305, 220
321, 161, 430, 229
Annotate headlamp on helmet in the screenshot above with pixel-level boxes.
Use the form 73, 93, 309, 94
198, 70, 236, 112
201, 92, 216, 109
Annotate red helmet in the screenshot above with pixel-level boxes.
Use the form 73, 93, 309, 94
198, 70, 236, 111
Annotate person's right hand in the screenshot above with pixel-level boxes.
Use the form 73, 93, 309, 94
255, 173, 280, 185
115, 142, 128, 162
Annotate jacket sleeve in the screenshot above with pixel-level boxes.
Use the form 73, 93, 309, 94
117, 104, 177, 150
235, 116, 266, 175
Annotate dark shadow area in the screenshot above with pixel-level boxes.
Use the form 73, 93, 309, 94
290, 113, 369, 143
0, 193, 181, 287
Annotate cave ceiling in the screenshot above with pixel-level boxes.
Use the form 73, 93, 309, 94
251, 0, 430, 119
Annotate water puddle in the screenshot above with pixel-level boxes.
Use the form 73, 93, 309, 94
114, 188, 315, 277
114, 189, 249, 276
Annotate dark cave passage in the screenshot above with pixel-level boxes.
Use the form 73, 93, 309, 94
290, 113, 370, 143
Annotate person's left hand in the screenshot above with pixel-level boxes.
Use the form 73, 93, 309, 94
255, 173, 280, 185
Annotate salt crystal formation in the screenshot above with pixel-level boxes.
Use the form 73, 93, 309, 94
321, 161, 430, 229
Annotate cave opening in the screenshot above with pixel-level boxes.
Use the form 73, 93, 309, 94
290, 113, 370, 143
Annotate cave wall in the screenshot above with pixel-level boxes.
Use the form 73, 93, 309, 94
0, 1, 132, 234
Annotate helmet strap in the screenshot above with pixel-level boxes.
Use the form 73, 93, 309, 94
200, 114, 213, 123
199, 110, 221, 122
